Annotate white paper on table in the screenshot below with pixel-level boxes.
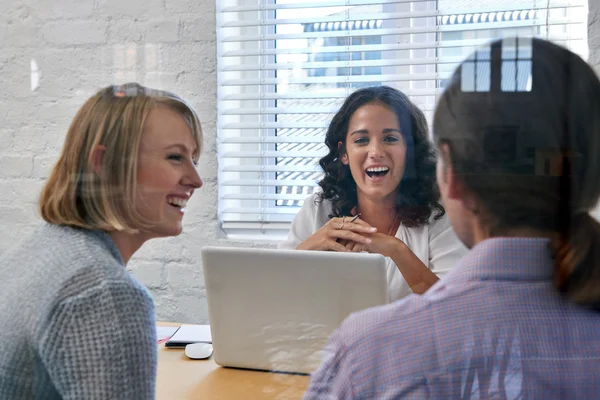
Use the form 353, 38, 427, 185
165, 324, 212, 346
156, 326, 179, 343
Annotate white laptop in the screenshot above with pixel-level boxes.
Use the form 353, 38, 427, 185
201, 246, 389, 374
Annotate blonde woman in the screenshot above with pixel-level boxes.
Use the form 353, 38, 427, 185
0, 83, 203, 399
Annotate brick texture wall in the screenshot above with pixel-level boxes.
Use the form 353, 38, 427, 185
0, 0, 231, 324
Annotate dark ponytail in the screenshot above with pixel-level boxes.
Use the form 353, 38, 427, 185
554, 213, 600, 310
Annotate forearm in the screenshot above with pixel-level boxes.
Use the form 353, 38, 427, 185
390, 242, 439, 294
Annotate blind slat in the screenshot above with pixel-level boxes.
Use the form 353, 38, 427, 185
221, 136, 325, 143
221, 151, 325, 158
221, 88, 439, 100
222, 193, 315, 201
222, 207, 302, 215
220, 35, 582, 57
221, 179, 319, 187
221, 10, 435, 28
221, 19, 581, 42
220, 0, 414, 13
221, 5, 583, 28
223, 165, 321, 173
221, 73, 439, 86
222, 107, 338, 115
220, 56, 468, 72
221, 214, 296, 223
221, 221, 295, 230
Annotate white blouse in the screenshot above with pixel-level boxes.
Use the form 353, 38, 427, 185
278, 193, 468, 302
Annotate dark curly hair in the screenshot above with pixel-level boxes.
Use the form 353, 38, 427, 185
317, 85, 444, 228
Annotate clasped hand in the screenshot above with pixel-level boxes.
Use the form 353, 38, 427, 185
297, 217, 400, 258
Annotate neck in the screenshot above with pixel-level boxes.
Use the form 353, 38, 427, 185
471, 219, 558, 246
109, 230, 149, 265
356, 192, 398, 235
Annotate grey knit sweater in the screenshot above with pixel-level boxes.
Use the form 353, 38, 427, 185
0, 223, 157, 399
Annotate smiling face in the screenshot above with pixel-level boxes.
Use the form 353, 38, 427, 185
135, 105, 203, 238
340, 102, 407, 204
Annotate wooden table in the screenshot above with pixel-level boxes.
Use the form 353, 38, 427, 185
156, 323, 310, 399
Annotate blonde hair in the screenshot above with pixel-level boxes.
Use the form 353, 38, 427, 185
39, 83, 203, 233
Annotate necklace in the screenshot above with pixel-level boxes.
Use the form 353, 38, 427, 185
355, 207, 400, 236
388, 213, 400, 236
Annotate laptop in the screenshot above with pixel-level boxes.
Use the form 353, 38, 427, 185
201, 246, 389, 374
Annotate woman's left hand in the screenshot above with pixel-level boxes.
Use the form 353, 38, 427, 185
344, 233, 405, 258
344, 233, 439, 294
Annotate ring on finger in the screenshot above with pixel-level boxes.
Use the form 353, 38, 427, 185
338, 216, 346, 229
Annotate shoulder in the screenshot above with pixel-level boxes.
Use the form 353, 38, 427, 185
6, 223, 123, 266
295, 192, 333, 225
55, 264, 152, 309
427, 212, 453, 239
301, 192, 331, 213
334, 296, 437, 382
279, 193, 333, 249
340, 296, 430, 345
7, 223, 146, 304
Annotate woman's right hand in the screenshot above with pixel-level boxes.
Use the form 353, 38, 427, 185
296, 217, 377, 252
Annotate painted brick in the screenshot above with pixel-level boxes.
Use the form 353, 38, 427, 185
0, 156, 33, 178
0, 179, 42, 205
33, 0, 94, 19
165, 0, 214, 14
0, 130, 14, 151
146, 20, 180, 43
43, 20, 107, 45
0, 22, 36, 47
180, 16, 216, 42
109, 19, 146, 43
97, 0, 164, 18
166, 262, 205, 291
170, 293, 209, 324
32, 156, 58, 180
128, 261, 166, 290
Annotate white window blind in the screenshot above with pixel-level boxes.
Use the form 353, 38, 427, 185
217, 0, 587, 239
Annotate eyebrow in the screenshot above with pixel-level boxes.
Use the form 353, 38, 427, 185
350, 128, 402, 136
164, 143, 198, 154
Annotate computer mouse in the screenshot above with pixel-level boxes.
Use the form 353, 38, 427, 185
184, 342, 213, 360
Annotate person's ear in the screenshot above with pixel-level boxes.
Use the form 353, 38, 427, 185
338, 141, 348, 165
438, 143, 462, 201
89, 145, 106, 178
439, 143, 479, 213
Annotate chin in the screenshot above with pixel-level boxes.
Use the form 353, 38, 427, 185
152, 225, 184, 238
361, 188, 397, 201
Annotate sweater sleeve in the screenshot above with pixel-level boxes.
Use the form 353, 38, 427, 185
37, 276, 157, 400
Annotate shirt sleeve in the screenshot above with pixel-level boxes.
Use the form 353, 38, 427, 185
428, 214, 468, 278
303, 328, 356, 400
38, 278, 157, 400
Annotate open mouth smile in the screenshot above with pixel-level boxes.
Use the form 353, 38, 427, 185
365, 166, 390, 179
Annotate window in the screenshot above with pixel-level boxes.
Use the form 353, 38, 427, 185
217, 0, 587, 240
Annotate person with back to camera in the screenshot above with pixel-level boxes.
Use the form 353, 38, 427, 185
279, 86, 467, 299
304, 38, 600, 399
0, 82, 203, 399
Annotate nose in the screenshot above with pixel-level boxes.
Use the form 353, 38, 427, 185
185, 162, 203, 190
367, 140, 384, 159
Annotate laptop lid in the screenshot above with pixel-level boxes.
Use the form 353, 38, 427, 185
201, 246, 389, 374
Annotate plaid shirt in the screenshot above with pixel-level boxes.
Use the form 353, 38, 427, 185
304, 238, 600, 399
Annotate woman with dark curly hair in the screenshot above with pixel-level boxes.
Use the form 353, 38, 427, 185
279, 86, 466, 299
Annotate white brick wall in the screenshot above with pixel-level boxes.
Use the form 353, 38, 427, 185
0, 1, 598, 324
0, 0, 241, 324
